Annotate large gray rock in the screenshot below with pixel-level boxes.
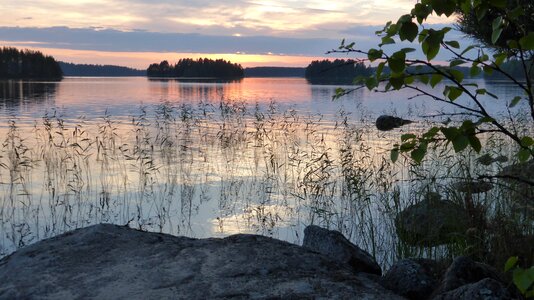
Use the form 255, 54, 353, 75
431, 256, 503, 298
395, 193, 469, 247
381, 258, 446, 300
302, 225, 382, 276
432, 278, 515, 300
0, 224, 403, 299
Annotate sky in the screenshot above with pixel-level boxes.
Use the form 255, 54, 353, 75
0, 0, 459, 68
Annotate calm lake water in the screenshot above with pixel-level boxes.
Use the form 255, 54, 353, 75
0, 77, 527, 266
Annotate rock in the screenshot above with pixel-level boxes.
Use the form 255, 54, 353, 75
497, 160, 534, 204
381, 258, 446, 300
375, 115, 414, 131
453, 180, 493, 194
302, 225, 382, 276
432, 278, 515, 300
395, 193, 469, 246
476, 154, 508, 165
0, 224, 403, 299
431, 256, 503, 297
497, 160, 534, 183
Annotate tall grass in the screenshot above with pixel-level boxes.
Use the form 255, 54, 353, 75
0, 99, 531, 268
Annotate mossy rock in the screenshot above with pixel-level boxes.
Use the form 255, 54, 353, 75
395, 195, 469, 247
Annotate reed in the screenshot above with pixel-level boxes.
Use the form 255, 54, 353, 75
0, 99, 531, 268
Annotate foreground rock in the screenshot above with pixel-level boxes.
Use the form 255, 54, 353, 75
433, 278, 515, 300
0, 224, 403, 299
381, 258, 446, 300
302, 225, 382, 276
431, 256, 503, 297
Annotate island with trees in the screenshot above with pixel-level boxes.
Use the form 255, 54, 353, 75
0, 47, 62, 80
244, 67, 305, 77
147, 58, 244, 78
59, 62, 145, 77
305, 59, 373, 84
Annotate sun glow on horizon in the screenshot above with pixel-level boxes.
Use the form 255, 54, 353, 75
0, 42, 336, 68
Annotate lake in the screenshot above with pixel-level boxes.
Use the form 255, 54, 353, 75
0, 77, 528, 266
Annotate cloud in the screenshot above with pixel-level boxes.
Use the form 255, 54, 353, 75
0, 22, 468, 64
0, 26, 341, 56
0, 0, 442, 38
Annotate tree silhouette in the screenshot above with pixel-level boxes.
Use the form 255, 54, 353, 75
147, 58, 244, 78
305, 59, 372, 84
0, 47, 62, 80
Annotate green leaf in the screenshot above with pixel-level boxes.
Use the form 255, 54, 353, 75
505, 256, 519, 272
445, 41, 460, 49
478, 116, 495, 123
521, 136, 534, 147
513, 267, 534, 294
441, 127, 459, 140
461, 45, 476, 55
509, 7, 524, 19
401, 47, 416, 53
412, 3, 432, 24
423, 127, 440, 139
518, 148, 531, 162
450, 59, 466, 67
389, 76, 404, 90
422, 40, 440, 61
470, 65, 481, 77
483, 65, 494, 75
399, 21, 419, 42
387, 23, 399, 36
398, 14, 412, 23
411, 144, 427, 163
486, 91, 498, 99
418, 29, 428, 42
492, 27, 503, 44
419, 74, 430, 84
431, 0, 456, 16
401, 133, 417, 141
492, 16, 503, 30
509, 96, 522, 108
452, 135, 469, 152
476, 6, 488, 20
430, 74, 443, 88
391, 148, 400, 163
468, 135, 482, 152
368, 48, 383, 61
376, 61, 386, 78
519, 32, 534, 50
334, 88, 346, 100
365, 77, 378, 90
460, 1, 471, 13
388, 51, 406, 74
444, 86, 463, 101
493, 53, 507, 66
421, 29, 443, 61
449, 69, 465, 82
380, 36, 395, 46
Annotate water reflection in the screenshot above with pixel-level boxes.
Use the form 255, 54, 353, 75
148, 78, 243, 84
0, 80, 57, 111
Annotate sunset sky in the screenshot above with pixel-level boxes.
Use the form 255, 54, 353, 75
0, 0, 458, 68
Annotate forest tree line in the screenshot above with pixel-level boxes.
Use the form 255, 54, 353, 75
0, 47, 62, 80
147, 58, 244, 78
305, 59, 373, 84
60, 62, 145, 77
